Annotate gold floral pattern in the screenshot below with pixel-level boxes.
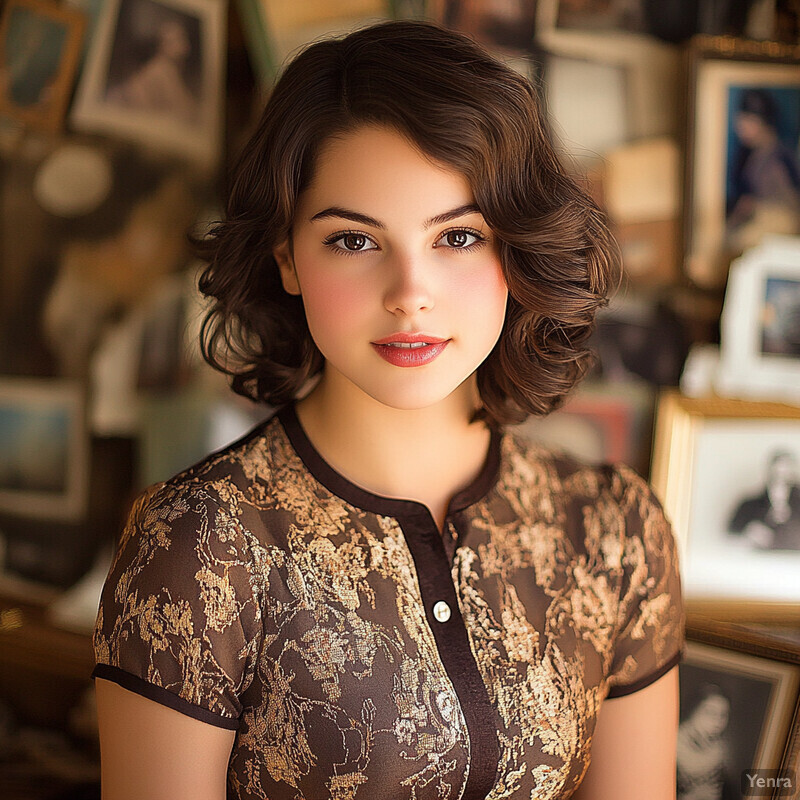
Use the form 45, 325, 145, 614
94, 412, 684, 800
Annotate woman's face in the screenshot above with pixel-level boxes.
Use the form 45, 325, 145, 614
275, 124, 508, 413
159, 20, 190, 61
734, 111, 772, 148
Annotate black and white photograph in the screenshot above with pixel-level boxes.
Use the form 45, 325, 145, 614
689, 418, 800, 600
678, 638, 800, 800
0, 378, 88, 521
70, 0, 225, 170
0, 0, 86, 131
728, 449, 800, 552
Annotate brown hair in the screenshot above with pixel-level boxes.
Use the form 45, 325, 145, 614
197, 19, 620, 425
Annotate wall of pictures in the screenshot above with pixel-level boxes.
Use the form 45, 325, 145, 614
0, 1, 799, 796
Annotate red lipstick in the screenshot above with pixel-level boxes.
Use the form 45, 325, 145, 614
371, 333, 450, 367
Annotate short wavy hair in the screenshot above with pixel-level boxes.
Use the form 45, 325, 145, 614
198, 19, 620, 426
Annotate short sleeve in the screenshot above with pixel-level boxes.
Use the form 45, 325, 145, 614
605, 466, 685, 698
92, 479, 262, 729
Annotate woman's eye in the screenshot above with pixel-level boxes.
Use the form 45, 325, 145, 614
326, 232, 377, 252
436, 229, 485, 249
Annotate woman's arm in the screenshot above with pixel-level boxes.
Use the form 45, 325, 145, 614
572, 666, 679, 800
96, 678, 236, 800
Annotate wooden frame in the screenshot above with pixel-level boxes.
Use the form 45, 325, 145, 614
684, 35, 800, 289
682, 617, 800, 796
652, 390, 800, 622
0, 378, 89, 522
717, 236, 800, 405
69, 0, 226, 171
0, 0, 86, 132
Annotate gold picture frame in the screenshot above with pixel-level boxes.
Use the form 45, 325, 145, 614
651, 390, 800, 622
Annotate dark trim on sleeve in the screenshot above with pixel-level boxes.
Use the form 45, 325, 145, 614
606, 648, 684, 699
92, 664, 241, 731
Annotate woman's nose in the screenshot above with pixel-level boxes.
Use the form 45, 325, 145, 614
382, 253, 435, 316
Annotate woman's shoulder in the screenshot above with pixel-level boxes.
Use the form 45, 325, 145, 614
118, 410, 293, 549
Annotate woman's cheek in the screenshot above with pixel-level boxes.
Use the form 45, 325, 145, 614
301, 273, 372, 341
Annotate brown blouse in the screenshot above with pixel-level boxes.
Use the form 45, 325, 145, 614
93, 404, 684, 800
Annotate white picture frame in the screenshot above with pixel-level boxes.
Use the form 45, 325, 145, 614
717, 236, 800, 404
69, 0, 225, 171
0, 378, 89, 521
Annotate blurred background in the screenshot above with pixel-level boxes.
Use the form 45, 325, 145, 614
0, 1, 799, 797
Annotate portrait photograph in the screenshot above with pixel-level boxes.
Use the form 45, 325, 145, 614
678, 639, 800, 800
0, 378, 88, 521
70, 0, 225, 170
725, 85, 800, 256
651, 391, 800, 616
0, 0, 86, 131
103, 0, 204, 127
685, 40, 800, 289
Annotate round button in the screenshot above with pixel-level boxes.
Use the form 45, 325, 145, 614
432, 601, 451, 623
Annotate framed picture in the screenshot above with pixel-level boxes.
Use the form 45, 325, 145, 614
69, 0, 226, 171
717, 236, 800, 405
0, 378, 89, 522
680, 619, 800, 798
685, 36, 800, 289
651, 390, 800, 621
0, 0, 86, 132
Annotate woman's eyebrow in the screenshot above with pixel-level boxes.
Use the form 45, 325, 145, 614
308, 203, 482, 229
309, 207, 384, 228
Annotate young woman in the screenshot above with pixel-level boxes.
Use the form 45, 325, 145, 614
93, 20, 684, 800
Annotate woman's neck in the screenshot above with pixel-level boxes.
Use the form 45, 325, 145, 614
295, 369, 493, 531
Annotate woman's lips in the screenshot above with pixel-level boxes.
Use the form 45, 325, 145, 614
371, 335, 450, 367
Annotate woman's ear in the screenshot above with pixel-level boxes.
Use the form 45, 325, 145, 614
274, 240, 301, 295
